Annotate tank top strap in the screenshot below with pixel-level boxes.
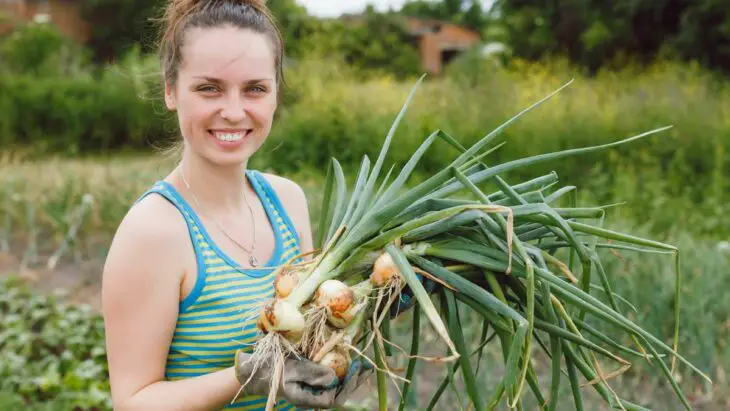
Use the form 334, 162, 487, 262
133, 181, 208, 258
245, 170, 302, 264
133, 182, 209, 311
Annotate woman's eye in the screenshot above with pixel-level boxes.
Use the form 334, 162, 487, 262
197, 85, 219, 93
248, 85, 266, 93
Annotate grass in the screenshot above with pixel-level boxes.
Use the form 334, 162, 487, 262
3, 55, 729, 239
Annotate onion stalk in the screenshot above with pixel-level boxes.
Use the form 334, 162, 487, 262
236, 78, 706, 411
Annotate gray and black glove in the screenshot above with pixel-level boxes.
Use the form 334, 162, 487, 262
234, 349, 372, 409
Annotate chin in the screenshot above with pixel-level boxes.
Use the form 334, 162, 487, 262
203, 149, 253, 168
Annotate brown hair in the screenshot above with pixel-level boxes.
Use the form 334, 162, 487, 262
157, 0, 284, 87
155, 0, 284, 160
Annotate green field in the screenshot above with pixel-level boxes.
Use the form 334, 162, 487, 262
2, 57, 730, 410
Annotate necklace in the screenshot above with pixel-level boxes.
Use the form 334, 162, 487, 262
179, 167, 259, 267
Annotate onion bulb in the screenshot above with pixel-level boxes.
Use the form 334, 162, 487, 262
274, 266, 306, 299
257, 300, 305, 342
317, 348, 350, 381
370, 251, 401, 287
314, 280, 357, 328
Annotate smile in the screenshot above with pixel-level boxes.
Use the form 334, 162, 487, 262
209, 129, 252, 142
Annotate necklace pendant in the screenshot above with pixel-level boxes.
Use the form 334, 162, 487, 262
249, 255, 259, 267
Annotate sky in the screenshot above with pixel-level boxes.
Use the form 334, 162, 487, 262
297, 1, 495, 19
297, 0, 411, 17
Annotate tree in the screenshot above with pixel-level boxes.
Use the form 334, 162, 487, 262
492, 0, 730, 73
79, 0, 165, 62
400, 0, 489, 33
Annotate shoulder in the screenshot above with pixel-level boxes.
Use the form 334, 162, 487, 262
259, 172, 307, 204
258, 172, 313, 249
102, 191, 190, 291
112, 191, 191, 252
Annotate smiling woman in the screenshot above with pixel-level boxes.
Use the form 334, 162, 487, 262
100, 1, 371, 410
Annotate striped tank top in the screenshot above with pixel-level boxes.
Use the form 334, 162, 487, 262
136, 170, 305, 410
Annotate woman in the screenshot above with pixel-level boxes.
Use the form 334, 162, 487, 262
101, 1, 371, 410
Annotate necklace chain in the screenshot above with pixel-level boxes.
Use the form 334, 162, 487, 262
179, 167, 259, 267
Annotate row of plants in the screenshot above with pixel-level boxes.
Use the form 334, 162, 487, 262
0, 276, 110, 410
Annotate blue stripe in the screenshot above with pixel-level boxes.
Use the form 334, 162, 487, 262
169, 344, 246, 352
182, 298, 269, 314
205, 273, 276, 288
250, 170, 301, 252
173, 329, 260, 343
197, 283, 275, 300
166, 362, 229, 370
177, 317, 248, 328
167, 353, 231, 362
173, 324, 253, 337
177, 309, 258, 322
166, 371, 217, 378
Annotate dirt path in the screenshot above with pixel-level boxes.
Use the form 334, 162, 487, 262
0, 247, 104, 311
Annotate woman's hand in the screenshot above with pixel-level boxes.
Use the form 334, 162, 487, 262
234, 350, 373, 409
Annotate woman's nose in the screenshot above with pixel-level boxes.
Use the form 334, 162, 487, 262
220, 95, 248, 123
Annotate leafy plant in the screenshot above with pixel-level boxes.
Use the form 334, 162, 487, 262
0, 276, 111, 410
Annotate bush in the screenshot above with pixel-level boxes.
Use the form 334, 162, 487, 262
0, 276, 111, 410
0, 22, 90, 77
0, 46, 173, 155
1, 40, 729, 237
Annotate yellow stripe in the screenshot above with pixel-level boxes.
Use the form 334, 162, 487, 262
197, 281, 274, 303
203, 258, 226, 267
173, 321, 249, 333
205, 270, 276, 283
280, 247, 298, 260
283, 238, 297, 247
193, 291, 272, 310
166, 360, 227, 368
173, 327, 252, 340
178, 306, 259, 324
171, 340, 245, 349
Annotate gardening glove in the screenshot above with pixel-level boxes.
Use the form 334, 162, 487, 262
389, 274, 438, 318
234, 349, 340, 409
332, 358, 375, 408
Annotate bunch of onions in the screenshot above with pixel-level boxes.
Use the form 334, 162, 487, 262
241, 77, 709, 411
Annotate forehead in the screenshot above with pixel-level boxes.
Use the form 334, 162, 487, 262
179, 25, 275, 81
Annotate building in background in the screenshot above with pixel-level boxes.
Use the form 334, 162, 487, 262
404, 17, 481, 75
0, 0, 89, 43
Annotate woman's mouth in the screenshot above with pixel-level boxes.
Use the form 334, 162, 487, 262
210, 129, 251, 142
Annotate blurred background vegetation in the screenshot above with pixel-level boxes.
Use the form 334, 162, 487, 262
1, 0, 729, 410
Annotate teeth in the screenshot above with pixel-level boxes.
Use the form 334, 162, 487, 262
214, 132, 244, 142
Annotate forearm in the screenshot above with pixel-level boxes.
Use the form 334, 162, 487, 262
117, 366, 242, 411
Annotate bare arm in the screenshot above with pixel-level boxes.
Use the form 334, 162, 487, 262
101, 196, 242, 411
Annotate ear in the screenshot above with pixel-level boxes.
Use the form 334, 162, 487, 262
164, 80, 177, 111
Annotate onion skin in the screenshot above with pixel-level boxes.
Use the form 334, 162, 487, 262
274, 267, 303, 299
328, 301, 366, 328
257, 299, 305, 342
314, 280, 356, 327
371, 252, 400, 287
318, 349, 350, 381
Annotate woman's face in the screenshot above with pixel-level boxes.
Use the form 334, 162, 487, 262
165, 25, 278, 168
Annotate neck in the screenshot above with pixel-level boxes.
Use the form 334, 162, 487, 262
173, 150, 253, 215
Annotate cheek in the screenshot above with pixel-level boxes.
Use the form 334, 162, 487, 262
252, 98, 278, 126
178, 98, 215, 130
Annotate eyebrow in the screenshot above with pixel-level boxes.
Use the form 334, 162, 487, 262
192, 76, 274, 84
